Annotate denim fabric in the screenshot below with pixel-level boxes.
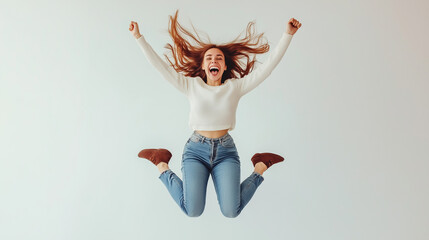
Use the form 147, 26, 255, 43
159, 131, 264, 218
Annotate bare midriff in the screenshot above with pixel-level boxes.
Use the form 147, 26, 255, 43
196, 129, 229, 138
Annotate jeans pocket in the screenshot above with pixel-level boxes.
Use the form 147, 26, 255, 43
221, 136, 235, 148
189, 135, 200, 143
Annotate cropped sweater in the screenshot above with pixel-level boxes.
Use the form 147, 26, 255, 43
136, 32, 293, 131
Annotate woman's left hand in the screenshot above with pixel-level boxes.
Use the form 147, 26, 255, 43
286, 18, 302, 35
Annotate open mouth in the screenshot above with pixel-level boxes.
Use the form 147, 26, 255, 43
209, 66, 219, 76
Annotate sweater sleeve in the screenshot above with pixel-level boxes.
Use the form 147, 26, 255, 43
135, 35, 190, 95
235, 32, 293, 97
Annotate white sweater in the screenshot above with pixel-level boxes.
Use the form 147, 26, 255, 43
136, 32, 293, 131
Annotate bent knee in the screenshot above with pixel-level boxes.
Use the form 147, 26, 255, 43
221, 208, 239, 218
186, 208, 204, 217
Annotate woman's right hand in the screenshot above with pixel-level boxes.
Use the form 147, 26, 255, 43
129, 21, 142, 39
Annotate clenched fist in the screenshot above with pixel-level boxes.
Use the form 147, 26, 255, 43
286, 18, 302, 35
129, 21, 142, 39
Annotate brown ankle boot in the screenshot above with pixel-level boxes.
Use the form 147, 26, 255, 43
251, 152, 284, 169
138, 148, 172, 166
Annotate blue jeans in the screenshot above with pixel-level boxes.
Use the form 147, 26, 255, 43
159, 131, 264, 218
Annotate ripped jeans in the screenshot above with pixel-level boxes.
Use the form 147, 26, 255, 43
158, 131, 264, 218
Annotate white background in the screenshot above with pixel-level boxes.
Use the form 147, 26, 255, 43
1, 0, 428, 239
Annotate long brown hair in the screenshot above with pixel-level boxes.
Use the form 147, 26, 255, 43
164, 10, 270, 84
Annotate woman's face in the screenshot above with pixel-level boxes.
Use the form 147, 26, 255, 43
202, 48, 227, 82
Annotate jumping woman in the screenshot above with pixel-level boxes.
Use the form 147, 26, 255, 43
129, 10, 302, 218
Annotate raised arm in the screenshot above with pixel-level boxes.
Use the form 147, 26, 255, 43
235, 18, 301, 97
130, 21, 190, 95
